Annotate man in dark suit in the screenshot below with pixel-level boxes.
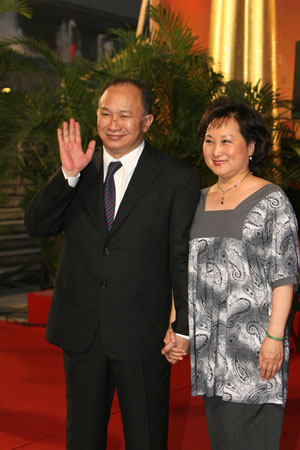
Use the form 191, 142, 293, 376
25, 78, 200, 450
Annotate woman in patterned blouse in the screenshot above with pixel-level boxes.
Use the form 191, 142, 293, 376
170, 101, 299, 450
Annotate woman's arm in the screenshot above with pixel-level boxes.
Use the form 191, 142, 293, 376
259, 284, 294, 380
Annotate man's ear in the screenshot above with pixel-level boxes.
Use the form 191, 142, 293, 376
143, 114, 154, 133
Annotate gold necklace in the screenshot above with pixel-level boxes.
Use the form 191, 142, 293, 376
217, 172, 251, 205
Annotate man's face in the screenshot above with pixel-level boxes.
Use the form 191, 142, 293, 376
97, 83, 153, 158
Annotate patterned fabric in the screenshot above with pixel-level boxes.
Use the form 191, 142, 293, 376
189, 186, 299, 406
104, 161, 122, 231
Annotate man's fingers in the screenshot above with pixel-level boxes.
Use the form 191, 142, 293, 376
62, 121, 69, 142
163, 352, 179, 364
57, 128, 63, 146
69, 118, 76, 142
75, 121, 82, 143
86, 140, 96, 162
161, 340, 175, 355
164, 353, 173, 363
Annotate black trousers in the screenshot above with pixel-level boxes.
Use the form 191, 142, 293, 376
204, 396, 285, 450
63, 324, 170, 450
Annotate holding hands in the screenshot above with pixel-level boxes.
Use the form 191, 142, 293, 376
57, 118, 96, 177
161, 327, 189, 365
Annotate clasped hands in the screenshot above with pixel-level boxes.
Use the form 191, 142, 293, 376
161, 327, 189, 364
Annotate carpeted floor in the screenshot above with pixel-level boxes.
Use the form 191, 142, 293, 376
0, 321, 299, 449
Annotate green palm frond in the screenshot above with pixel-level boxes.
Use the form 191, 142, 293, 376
219, 80, 277, 113
0, 36, 67, 79
0, 0, 32, 18
0, 46, 51, 82
148, 5, 200, 55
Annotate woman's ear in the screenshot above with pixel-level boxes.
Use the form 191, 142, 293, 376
248, 142, 255, 156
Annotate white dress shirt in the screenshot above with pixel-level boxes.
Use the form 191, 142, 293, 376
102, 142, 144, 217
63, 141, 144, 219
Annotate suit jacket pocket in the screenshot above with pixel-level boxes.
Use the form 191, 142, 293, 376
55, 273, 74, 292
139, 286, 171, 305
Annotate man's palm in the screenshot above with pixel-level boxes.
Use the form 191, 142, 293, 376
57, 118, 96, 176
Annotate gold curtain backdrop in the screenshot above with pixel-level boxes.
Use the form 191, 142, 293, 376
142, 0, 277, 90
209, 0, 277, 90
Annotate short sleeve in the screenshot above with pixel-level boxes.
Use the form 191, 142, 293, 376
266, 191, 299, 289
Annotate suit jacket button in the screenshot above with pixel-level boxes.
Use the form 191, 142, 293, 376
104, 247, 111, 256
101, 280, 108, 288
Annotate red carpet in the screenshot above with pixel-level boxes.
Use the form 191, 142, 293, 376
0, 321, 299, 449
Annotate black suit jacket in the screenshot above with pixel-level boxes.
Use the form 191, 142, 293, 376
25, 143, 200, 361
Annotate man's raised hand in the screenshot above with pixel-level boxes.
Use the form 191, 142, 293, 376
57, 118, 96, 177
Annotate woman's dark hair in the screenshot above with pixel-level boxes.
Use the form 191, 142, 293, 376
198, 100, 272, 174
98, 78, 153, 115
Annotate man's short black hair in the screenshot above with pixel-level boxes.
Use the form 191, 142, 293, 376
98, 78, 153, 115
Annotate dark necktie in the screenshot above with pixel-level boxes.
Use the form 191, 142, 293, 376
104, 161, 122, 231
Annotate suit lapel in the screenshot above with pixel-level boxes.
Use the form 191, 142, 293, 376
110, 143, 162, 235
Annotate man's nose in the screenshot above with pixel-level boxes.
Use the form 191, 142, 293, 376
108, 117, 121, 130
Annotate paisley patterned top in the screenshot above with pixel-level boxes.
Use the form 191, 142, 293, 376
189, 184, 299, 406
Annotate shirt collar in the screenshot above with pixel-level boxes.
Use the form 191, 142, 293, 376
103, 141, 145, 175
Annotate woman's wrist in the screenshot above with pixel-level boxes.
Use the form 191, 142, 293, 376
266, 332, 284, 341
267, 322, 286, 338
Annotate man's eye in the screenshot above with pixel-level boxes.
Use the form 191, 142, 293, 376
101, 113, 110, 117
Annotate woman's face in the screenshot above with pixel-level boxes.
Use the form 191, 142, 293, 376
203, 117, 254, 179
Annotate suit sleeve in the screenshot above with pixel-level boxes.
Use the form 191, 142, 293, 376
24, 167, 78, 237
169, 165, 200, 336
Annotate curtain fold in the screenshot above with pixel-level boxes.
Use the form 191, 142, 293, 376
209, 0, 277, 91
